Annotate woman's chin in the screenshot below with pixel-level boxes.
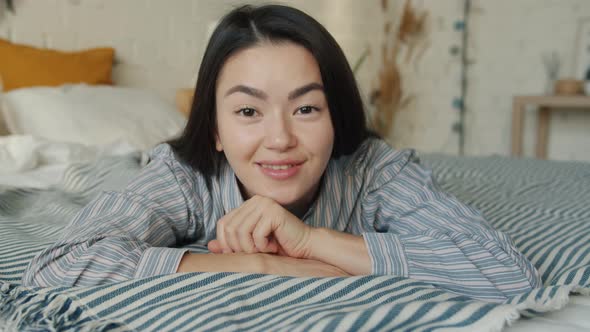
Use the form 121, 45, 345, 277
258, 192, 299, 207
267, 195, 298, 206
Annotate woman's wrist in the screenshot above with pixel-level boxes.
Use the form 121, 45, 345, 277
308, 227, 372, 276
308, 227, 326, 262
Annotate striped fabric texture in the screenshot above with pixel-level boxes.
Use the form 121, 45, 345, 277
0, 144, 588, 331
22, 139, 539, 301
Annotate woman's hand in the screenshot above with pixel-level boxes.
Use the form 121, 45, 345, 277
207, 195, 313, 258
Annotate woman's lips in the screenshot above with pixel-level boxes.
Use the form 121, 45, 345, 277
256, 161, 304, 180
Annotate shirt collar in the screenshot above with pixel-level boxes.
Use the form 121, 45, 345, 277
301, 161, 335, 222
219, 160, 244, 214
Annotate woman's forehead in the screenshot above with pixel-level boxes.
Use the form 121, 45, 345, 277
217, 42, 323, 96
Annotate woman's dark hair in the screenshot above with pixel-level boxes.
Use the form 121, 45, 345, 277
168, 4, 374, 181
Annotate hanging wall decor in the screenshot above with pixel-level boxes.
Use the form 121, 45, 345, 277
4, 0, 13, 12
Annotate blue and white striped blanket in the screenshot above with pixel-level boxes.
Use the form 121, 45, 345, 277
1, 152, 589, 331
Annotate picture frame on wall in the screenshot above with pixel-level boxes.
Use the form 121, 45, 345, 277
574, 17, 590, 80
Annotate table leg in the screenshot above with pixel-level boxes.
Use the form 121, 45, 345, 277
536, 107, 551, 159
511, 99, 525, 157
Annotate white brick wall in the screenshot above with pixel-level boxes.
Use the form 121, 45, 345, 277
0, 0, 385, 98
1, 0, 589, 161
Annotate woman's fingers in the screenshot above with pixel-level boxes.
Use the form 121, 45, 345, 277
217, 228, 232, 254
252, 217, 278, 253
213, 195, 308, 255
218, 200, 260, 254
207, 239, 222, 253
235, 213, 259, 254
215, 208, 239, 253
265, 237, 280, 254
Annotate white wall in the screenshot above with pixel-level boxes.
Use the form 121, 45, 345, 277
1, 0, 589, 161
467, 0, 590, 161
386, 0, 590, 161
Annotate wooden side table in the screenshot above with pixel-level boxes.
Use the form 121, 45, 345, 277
511, 95, 590, 159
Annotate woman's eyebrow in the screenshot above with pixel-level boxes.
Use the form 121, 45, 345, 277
225, 85, 268, 100
288, 83, 324, 100
224, 83, 324, 100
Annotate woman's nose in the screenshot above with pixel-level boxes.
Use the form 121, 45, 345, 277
263, 114, 296, 151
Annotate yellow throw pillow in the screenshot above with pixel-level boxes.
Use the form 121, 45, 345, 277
0, 38, 114, 91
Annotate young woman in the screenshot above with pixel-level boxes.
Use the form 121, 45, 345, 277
23, 4, 540, 301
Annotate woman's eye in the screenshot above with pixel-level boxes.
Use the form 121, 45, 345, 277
237, 108, 257, 117
296, 106, 317, 115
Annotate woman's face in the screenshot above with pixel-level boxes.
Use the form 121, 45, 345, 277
215, 42, 335, 214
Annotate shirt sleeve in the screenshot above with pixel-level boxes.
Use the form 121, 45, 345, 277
22, 145, 201, 287
360, 150, 542, 301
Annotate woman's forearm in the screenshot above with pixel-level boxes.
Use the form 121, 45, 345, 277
308, 227, 372, 276
176, 252, 264, 273
176, 251, 350, 277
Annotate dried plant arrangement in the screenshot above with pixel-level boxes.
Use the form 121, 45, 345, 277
370, 0, 428, 138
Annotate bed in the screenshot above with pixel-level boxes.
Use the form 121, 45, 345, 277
0, 87, 589, 331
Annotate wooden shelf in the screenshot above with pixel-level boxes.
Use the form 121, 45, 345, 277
513, 95, 590, 108
511, 95, 590, 159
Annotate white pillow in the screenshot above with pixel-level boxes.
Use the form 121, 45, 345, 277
0, 84, 187, 150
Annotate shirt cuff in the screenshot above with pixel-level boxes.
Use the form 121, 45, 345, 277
362, 233, 409, 276
134, 247, 189, 279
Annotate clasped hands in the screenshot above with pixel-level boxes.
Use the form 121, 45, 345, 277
208, 195, 312, 258
206, 195, 351, 277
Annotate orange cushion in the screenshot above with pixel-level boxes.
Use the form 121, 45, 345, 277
0, 38, 114, 91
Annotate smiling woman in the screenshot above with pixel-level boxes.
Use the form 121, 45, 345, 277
214, 43, 334, 217
22, 4, 540, 302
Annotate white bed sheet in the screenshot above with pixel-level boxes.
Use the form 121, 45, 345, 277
0, 135, 140, 188
0, 164, 72, 188
508, 295, 590, 331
